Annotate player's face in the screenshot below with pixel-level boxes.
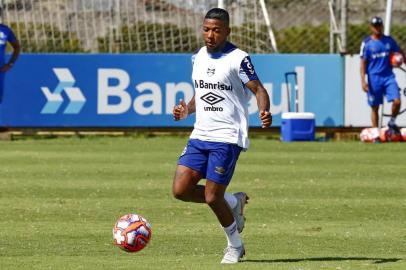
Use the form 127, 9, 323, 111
370, 24, 383, 35
202, 19, 230, 53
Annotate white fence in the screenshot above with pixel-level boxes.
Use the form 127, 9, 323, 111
1, 0, 406, 53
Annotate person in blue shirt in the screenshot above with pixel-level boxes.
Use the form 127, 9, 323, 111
360, 16, 405, 137
0, 23, 20, 103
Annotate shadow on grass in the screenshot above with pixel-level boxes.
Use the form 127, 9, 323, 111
244, 257, 402, 264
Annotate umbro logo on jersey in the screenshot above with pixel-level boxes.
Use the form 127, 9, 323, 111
201, 92, 225, 112
201, 92, 224, 106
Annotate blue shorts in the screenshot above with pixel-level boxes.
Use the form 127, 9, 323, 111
178, 139, 242, 186
367, 74, 400, 106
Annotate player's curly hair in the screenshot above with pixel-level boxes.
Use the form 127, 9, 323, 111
204, 8, 229, 26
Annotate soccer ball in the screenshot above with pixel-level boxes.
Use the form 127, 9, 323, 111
360, 128, 376, 142
390, 52, 404, 67
400, 128, 406, 141
113, 214, 152, 252
379, 127, 402, 142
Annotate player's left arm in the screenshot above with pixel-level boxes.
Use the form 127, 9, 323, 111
239, 56, 272, 128
399, 48, 406, 61
391, 37, 405, 60
246, 80, 272, 128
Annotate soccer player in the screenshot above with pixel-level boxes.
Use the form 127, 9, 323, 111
0, 23, 20, 103
172, 8, 271, 264
360, 16, 405, 140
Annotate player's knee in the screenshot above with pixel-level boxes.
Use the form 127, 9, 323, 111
172, 185, 188, 201
172, 170, 189, 201
393, 99, 401, 106
371, 106, 380, 113
172, 190, 187, 201
204, 192, 221, 206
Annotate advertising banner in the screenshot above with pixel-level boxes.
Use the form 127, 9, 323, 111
1, 54, 344, 127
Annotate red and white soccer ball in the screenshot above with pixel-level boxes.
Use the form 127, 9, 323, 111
379, 127, 403, 142
360, 128, 376, 142
113, 213, 152, 252
390, 52, 404, 67
401, 128, 406, 141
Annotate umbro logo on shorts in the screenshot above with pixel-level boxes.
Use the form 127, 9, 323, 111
215, 166, 226, 175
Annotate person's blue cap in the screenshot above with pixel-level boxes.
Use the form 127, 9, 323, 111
370, 16, 383, 26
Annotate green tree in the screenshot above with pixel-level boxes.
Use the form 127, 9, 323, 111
276, 24, 330, 53
98, 22, 199, 53
10, 22, 84, 53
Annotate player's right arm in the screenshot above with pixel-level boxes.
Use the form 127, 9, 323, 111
360, 58, 368, 92
174, 50, 198, 121
173, 96, 196, 121
359, 40, 368, 92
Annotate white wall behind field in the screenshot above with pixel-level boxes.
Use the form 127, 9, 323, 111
345, 55, 406, 127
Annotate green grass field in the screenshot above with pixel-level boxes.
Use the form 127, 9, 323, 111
0, 136, 405, 270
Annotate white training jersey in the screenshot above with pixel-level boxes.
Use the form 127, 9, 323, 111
189, 42, 259, 149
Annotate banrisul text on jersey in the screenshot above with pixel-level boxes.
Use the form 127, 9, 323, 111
194, 80, 233, 91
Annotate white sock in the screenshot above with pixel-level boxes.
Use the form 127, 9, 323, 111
224, 192, 237, 209
223, 221, 242, 248
371, 127, 380, 138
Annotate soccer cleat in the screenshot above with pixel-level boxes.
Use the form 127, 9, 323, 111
388, 121, 400, 134
221, 245, 245, 264
232, 192, 249, 233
